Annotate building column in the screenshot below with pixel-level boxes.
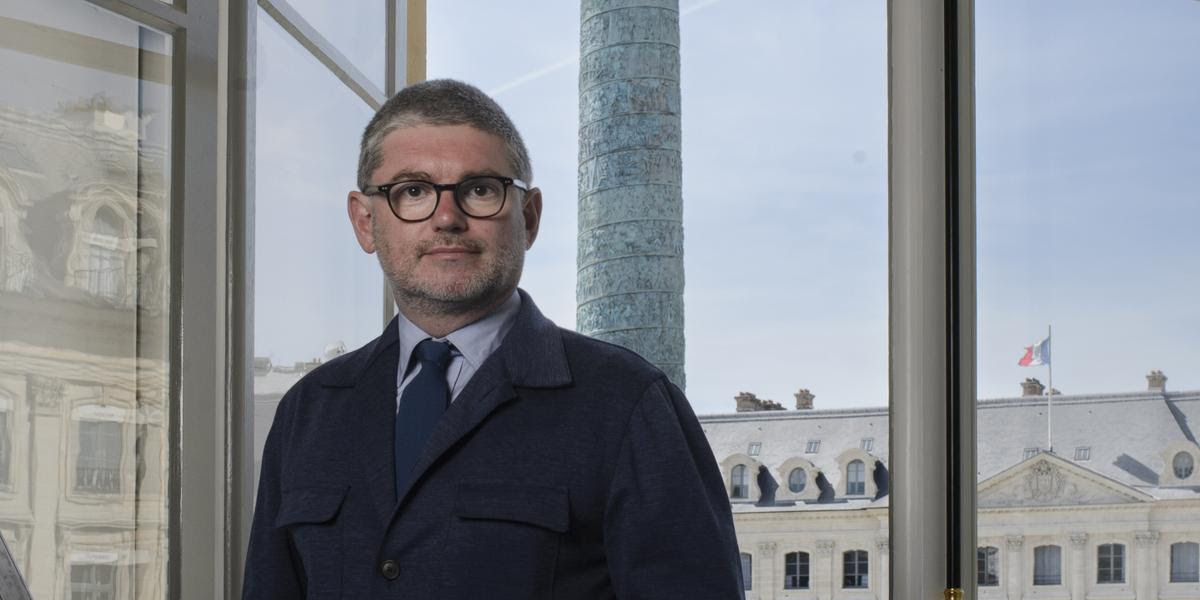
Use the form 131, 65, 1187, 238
757, 542, 777, 600
28, 375, 66, 600
815, 539, 836, 600
577, 0, 685, 387
1068, 533, 1087, 600
1134, 531, 1159, 600
1005, 535, 1024, 600
875, 537, 890, 600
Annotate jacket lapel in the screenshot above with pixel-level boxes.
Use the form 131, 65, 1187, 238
331, 319, 401, 523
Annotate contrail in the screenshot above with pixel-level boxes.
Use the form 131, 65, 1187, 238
487, 0, 727, 97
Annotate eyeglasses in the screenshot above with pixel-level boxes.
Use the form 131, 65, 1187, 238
362, 175, 528, 222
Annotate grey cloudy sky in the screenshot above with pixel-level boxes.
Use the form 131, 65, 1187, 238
253, 0, 1199, 416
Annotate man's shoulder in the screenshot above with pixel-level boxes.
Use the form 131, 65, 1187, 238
556, 327, 668, 390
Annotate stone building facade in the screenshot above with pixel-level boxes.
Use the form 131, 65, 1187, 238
701, 376, 1200, 599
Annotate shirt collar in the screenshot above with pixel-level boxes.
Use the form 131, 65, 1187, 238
395, 290, 522, 376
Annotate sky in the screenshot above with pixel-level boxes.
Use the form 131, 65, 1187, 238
248, 0, 1199, 416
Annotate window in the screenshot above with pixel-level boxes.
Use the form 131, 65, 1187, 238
1172, 542, 1200, 583
0, 409, 9, 486
1023, 447, 1040, 460
977, 546, 999, 586
70, 563, 116, 600
740, 552, 752, 591
861, 437, 874, 452
784, 551, 810, 589
76, 420, 122, 494
805, 440, 820, 454
1097, 543, 1124, 584
787, 467, 807, 493
1174, 452, 1195, 479
83, 208, 126, 301
748, 442, 761, 456
1074, 446, 1091, 461
730, 464, 749, 499
1033, 545, 1062, 585
843, 550, 869, 588
846, 460, 866, 495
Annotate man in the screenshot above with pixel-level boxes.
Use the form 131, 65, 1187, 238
244, 79, 743, 599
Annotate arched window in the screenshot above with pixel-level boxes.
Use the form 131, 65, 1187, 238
1171, 542, 1200, 583
1033, 545, 1062, 585
1174, 451, 1195, 479
730, 464, 748, 499
788, 467, 807, 493
740, 552, 752, 591
1097, 543, 1125, 583
846, 460, 866, 495
85, 207, 126, 301
842, 550, 868, 588
977, 546, 999, 586
784, 551, 810, 589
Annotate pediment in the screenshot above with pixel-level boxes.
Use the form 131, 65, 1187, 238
978, 453, 1153, 509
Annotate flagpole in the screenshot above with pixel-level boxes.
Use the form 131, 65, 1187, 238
1046, 324, 1053, 454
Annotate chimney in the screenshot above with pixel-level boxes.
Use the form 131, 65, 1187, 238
794, 389, 815, 410
1147, 370, 1167, 393
1021, 378, 1045, 397
736, 392, 760, 412
735, 392, 785, 412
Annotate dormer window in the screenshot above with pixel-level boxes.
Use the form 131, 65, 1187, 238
1074, 446, 1091, 461
748, 442, 761, 457
787, 468, 807, 493
861, 438, 874, 452
1174, 452, 1195, 479
731, 464, 749, 499
1023, 447, 1040, 460
82, 207, 126, 301
805, 440, 821, 454
846, 460, 866, 495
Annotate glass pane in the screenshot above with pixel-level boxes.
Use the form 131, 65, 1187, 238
977, 1, 1200, 597
0, 0, 172, 597
252, 12, 382, 496
283, 0, 386, 90
430, 0, 888, 595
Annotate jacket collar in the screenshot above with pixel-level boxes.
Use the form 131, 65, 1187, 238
339, 288, 573, 522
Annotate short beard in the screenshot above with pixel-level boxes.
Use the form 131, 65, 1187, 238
375, 223, 525, 319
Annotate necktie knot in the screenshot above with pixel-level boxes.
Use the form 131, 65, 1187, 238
414, 339, 453, 370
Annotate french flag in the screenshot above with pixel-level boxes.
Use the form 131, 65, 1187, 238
1018, 337, 1051, 367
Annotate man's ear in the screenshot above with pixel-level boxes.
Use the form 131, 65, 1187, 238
347, 191, 377, 254
521, 187, 543, 250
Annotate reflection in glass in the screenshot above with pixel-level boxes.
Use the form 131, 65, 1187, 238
252, 12, 382, 498
0, 1, 171, 598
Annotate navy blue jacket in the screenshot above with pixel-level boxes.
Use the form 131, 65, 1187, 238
243, 291, 744, 599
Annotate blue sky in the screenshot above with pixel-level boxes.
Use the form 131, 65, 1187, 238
251, 0, 1199, 416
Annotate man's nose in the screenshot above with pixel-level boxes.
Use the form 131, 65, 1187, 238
429, 188, 467, 231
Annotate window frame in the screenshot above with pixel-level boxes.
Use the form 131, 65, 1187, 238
977, 546, 999, 586
1171, 541, 1200, 583
784, 550, 810, 589
846, 459, 866, 496
1096, 542, 1124, 584
1032, 544, 1062, 586
842, 549, 870, 589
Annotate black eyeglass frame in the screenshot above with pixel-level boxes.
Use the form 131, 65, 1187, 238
362, 176, 529, 222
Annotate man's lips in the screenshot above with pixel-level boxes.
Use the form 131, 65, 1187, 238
423, 246, 478, 256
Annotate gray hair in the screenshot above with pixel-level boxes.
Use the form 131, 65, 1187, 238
356, 79, 532, 191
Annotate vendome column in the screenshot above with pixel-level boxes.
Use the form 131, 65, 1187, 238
577, 0, 685, 388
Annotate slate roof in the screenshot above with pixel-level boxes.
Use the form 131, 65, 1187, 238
699, 389, 1200, 509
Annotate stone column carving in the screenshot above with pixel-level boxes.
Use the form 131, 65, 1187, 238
578, 0, 685, 388
1134, 531, 1159, 600
757, 541, 777, 600
29, 375, 65, 416
1005, 536, 1024, 600
815, 540, 836, 600
875, 537, 890, 600
1068, 533, 1087, 600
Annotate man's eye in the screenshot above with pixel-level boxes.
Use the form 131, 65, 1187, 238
471, 185, 492, 196
403, 186, 426, 197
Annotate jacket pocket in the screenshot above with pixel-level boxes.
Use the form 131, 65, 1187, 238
448, 480, 569, 599
277, 486, 347, 597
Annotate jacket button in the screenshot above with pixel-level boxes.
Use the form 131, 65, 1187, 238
380, 559, 399, 580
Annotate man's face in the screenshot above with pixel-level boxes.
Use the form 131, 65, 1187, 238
347, 124, 541, 316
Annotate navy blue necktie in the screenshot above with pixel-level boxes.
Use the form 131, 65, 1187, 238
395, 339, 453, 499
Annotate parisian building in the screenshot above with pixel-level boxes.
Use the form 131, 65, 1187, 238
701, 374, 1200, 599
